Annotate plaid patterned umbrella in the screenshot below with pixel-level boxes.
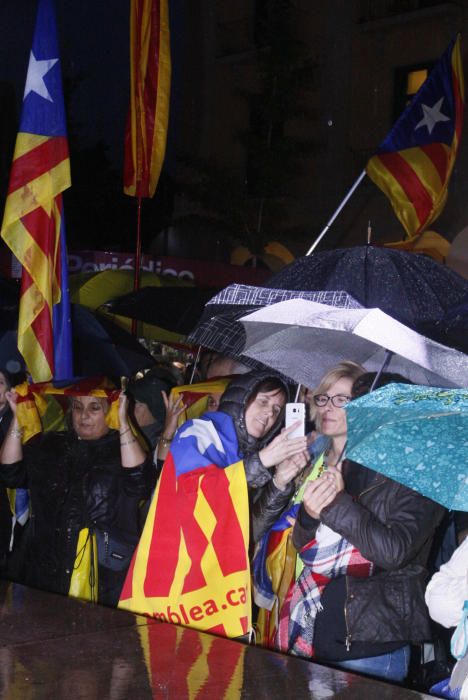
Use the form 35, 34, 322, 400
188, 285, 361, 371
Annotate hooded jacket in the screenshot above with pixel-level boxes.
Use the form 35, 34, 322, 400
218, 371, 295, 542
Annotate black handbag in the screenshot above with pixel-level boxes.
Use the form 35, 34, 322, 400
93, 528, 138, 572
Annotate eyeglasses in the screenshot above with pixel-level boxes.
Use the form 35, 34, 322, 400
313, 394, 351, 408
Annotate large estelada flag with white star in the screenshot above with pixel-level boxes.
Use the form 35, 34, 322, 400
0, 0, 73, 382
119, 412, 251, 639
366, 34, 464, 238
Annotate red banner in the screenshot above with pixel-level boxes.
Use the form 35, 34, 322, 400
1, 249, 270, 288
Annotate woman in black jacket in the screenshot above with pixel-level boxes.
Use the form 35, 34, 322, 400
289, 372, 445, 682
216, 372, 309, 542
0, 389, 153, 606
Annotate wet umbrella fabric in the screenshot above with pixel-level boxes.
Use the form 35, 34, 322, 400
266, 247, 468, 339
187, 285, 361, 369
240, 299, 468, 388
71, 305, 154, 377
431, 299, 468, 354
0, 305, 154, 379
345, 383, 468, 511
104, 287, 219, 336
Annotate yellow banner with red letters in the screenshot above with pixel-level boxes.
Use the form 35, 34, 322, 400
120, 451, 251, 638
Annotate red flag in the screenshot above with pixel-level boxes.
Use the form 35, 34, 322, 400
124, 0, 171, 198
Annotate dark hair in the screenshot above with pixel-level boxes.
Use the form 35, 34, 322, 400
352, 372, 413, 399
247, 377, 288, 406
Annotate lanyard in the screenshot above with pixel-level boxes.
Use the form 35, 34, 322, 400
452, 600, 468, 660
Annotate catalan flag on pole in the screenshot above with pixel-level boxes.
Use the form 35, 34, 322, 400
366, 35, 464, 238
124, 0, 171, 198
0, 0, 73, 382
119, 412, 251, 639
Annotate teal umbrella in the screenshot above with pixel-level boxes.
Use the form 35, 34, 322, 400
346, 383, 468, 511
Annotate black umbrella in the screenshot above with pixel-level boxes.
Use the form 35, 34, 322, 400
431, 298, 468, 353
0, 304, 154, 379
103, 287, 219, 336
267, 246, 468, 339
187, 285, 361, 372
71, 305, 155, 377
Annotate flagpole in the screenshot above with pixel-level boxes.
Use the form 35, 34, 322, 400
305, 170, 367, 256
132, 196, 143, 336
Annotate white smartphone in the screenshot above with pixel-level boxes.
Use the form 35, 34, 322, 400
285, 402, 306, 439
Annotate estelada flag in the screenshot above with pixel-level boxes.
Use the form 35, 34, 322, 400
124, 0, 171, 198
366, 34, 464, 238
0, 0, 73, 382
119, 411, 251, 639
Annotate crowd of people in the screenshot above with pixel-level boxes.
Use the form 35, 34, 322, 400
0, 352, 465, 696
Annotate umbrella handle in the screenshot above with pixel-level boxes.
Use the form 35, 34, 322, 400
370, 350, 394, 392
189, 346, 202, 385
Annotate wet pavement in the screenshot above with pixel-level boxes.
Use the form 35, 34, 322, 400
0, 580, 433, 699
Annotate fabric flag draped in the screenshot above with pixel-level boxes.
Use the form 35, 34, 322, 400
119, 412, 251, 639
124, 0, 171, 198
366, 34, 464, 238
8, 377, 120, 542
14, 378, 121, 443
0, 0, 73, 382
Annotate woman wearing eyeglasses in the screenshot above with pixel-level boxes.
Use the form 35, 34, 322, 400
285, 371, 445, 684
253, 361, 365, 649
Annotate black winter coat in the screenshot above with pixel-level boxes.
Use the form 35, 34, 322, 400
218, 372, 294, 542
293, 460, 445, 647
0, 430, 153, 605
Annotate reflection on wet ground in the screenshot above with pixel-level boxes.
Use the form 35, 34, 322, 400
0, 581, 432, 699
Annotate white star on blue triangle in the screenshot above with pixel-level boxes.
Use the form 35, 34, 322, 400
23, 51, 58, 103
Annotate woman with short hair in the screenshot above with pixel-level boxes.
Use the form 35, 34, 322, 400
288, 371, 444, 682
254, 361, 365, 648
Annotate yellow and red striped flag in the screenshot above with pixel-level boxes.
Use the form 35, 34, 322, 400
366, 35, 464, 238
124, 0, 171, 198
14, 377, 121, 444
171, 378, 232, 427
0, 0, 73, 382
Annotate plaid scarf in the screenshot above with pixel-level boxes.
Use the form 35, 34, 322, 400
276, 524, 373, 658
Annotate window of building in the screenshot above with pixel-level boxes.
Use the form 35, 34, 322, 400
359, 0, 447, 23
393, 62, 434, 120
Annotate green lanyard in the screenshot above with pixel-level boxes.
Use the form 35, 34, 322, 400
294, 451, 325, 577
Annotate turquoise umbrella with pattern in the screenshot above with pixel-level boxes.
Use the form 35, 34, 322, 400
346, 383, 468, 511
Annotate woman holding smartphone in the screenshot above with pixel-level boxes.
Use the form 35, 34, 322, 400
254, 361, 365, 648
286, 371, 444, 683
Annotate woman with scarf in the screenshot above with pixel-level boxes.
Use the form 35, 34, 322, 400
285, 371, 445, 682
253, 361, 365, 647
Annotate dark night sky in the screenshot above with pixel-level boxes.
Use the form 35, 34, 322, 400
0, 0, 130, 167
0, 0, 187, 251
